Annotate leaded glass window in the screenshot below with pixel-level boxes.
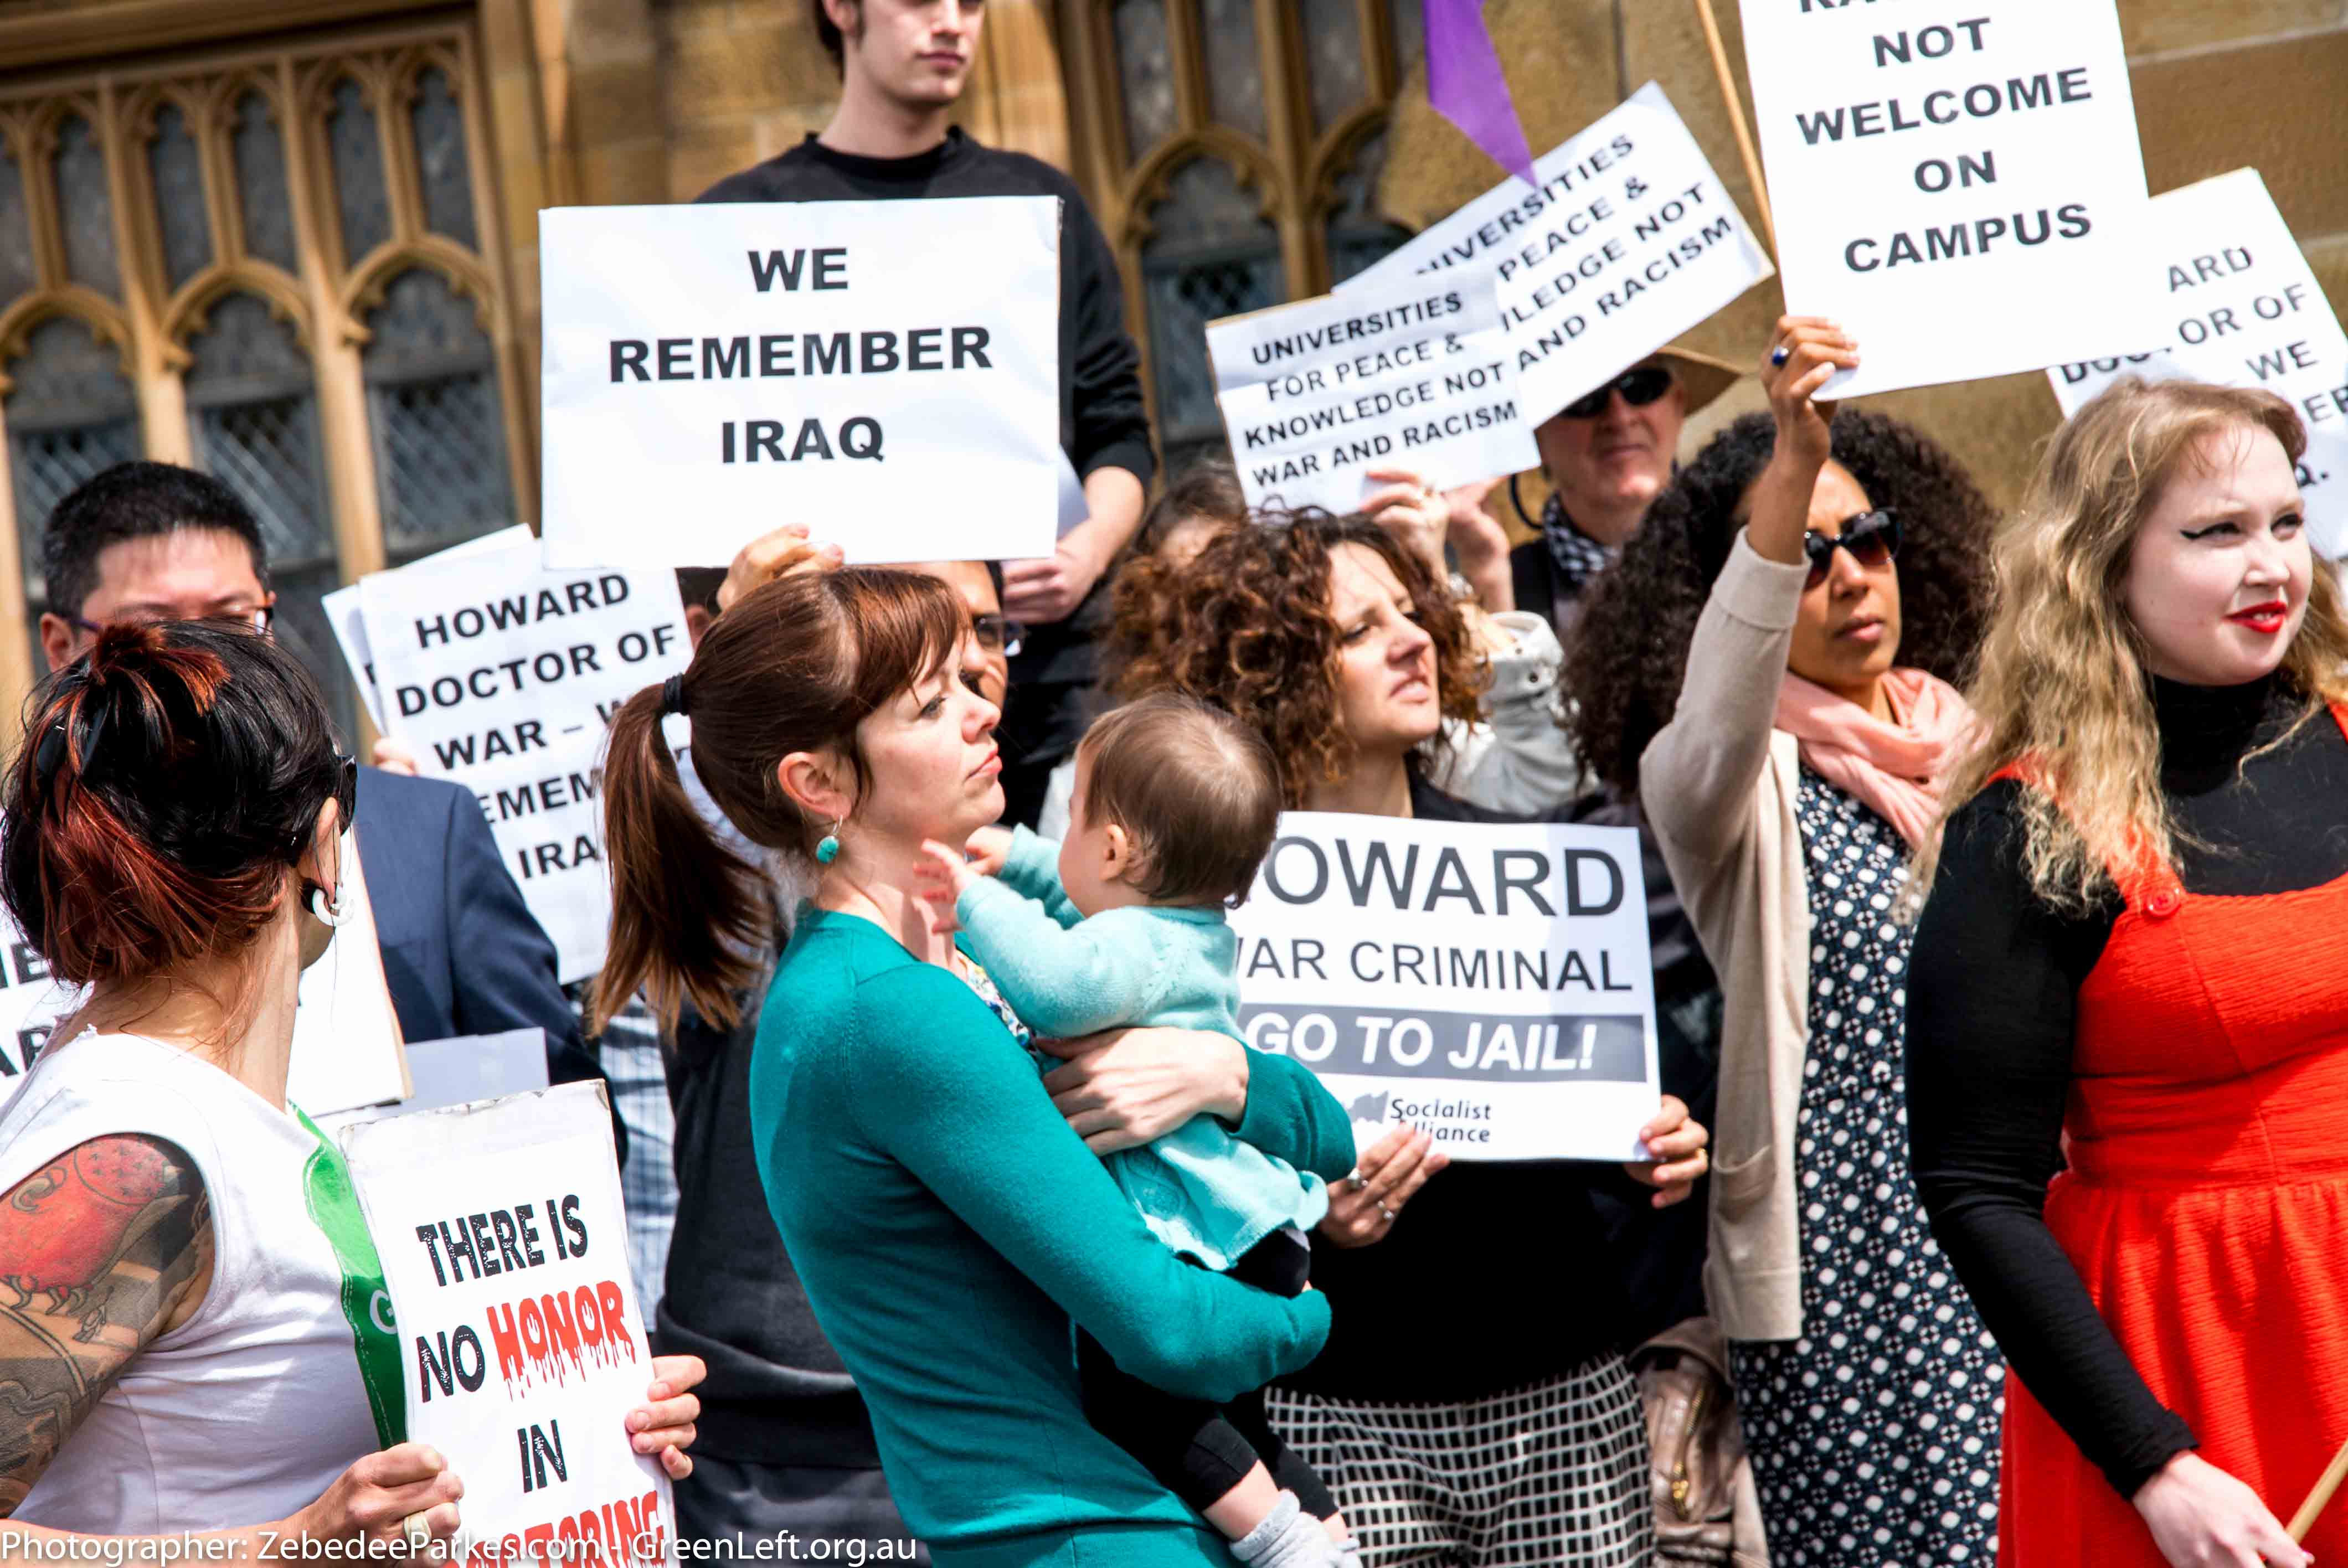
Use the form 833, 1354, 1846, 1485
52, 116, 121, 298
1141, 158, 1283, 471
184, 293, 352, 739
0, 137, 37, 302
1198, 0, 1267, 140
232, 91, 299, 272
4, 316, 142, 674
1113, 0, 1178, 157
365, 269, 511, 561
1326, 128, 1410, 284
1299, 0, 1370, 133
147, 103, 213, 292
408, 68, 477, 250
326, 78, 392, 266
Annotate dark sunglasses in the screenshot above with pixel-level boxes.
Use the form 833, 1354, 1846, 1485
1803, 509, 1901, 590
1557, 364, 1676, 420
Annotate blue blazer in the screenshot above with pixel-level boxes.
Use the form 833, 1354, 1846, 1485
353, 767, 621, 1162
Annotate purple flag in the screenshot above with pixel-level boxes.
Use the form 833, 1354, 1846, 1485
1424, 0, 1538, 188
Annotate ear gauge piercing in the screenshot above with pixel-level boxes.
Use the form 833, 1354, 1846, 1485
307, 881, 350, 928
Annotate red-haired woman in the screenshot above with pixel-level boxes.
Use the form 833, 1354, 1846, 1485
0, 621, 702, 1548
594, 567, 1358, 1568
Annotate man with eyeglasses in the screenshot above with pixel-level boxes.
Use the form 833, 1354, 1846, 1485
1507, 345, 1743, 633
33, 462, 618, 1148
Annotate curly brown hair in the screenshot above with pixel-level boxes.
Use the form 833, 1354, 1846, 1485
1115, 510, 1484, 807
1564, 408, 1996, 797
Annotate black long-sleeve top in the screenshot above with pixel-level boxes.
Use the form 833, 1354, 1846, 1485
1907, 675, 2348, 1499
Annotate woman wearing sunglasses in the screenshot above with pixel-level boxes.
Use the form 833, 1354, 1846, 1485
1564, 317, 1999, 1565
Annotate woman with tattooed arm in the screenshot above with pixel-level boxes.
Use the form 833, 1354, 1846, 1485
0, 622, 701, 1556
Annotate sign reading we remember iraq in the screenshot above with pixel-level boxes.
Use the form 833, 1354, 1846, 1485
1228, 814, 1660, 1163
540, 197, 1060, 569
2050, 169, 2348, 559
1341, 84, 1773, 423
1206, 273, 1537, 513
1739, 0, 2154, 396
360, 534, 692, 983
342, 1082, 674, 1568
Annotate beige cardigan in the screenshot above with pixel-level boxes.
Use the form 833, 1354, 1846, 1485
1640, 532, 1816, 1344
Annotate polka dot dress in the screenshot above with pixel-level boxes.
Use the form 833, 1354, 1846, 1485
1726, 771, 2006, 1566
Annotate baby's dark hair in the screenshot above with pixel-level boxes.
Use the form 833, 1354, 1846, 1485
1076, 694, 1281, 907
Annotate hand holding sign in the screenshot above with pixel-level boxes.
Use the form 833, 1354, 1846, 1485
1320, 1125, 1448, 1248
714, 524, 843, 615
627, 1357, 704, 1477
278, 1443, 466, 1557
1764, 316, 1861, 471
1624, 1095, 1710, 1209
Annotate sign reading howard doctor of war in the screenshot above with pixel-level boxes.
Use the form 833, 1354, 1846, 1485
1228, 814, 1660, 1163
539, 197, 1061, 569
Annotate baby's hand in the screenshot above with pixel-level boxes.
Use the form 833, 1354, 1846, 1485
916, 839, 981, 930
964, 826, 1015, 878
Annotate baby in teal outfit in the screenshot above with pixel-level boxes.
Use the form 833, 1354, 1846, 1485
920, 694, 1352, 1568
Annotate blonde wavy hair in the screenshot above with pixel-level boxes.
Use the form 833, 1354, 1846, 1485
1917, 378, 2348, 914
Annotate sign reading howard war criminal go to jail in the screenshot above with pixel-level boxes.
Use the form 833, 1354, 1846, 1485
1205, 273, 1538, 513
360, 534, 692, 983
342, 1083, 676, 1568
539, 198, 1060, 569
1738, 0, 2155, 396
1341, 84, 1773, 423
2049, 169, 2348, 559
1227, 814, 1661, 1163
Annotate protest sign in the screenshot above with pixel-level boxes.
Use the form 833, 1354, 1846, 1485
1227, 813, 1660, 1162
1207, 273, 1536, 512
1341, 83, 1773, 422
1737, 0, 2153, 396
327, 529, 534, 730
342, 1081, 674, 1568
540, 199, 1061, 570
318, 1030, 550, 1138
361, 535, 691, 983
2047, 169, 2348, 558
0, 835, 408, 1113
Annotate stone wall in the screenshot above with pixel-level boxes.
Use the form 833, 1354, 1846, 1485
1377, 0, 2348, 513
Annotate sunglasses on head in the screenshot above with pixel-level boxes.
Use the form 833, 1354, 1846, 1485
1803, 509, 1901, 590
1557, 364, 1676, 420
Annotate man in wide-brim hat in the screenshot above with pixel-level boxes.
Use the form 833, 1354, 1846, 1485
1506, 343, 1743, 632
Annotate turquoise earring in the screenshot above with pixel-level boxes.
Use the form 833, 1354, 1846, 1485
815, 821, 842, 865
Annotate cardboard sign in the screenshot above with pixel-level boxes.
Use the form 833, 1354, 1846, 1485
1738, 0, 2154, 396
317, 1030, 551, 1138
1341, 83, 1773, 422
361, 535, 692, 983
1207, 273, 1536, 512
2048, 169, 2348, 558
0, 836, 409, 1114
539, 198, 1062, 569
326, 529, 535, 730
1227, 814, 1660, 1162
341, 1081, 674, 1568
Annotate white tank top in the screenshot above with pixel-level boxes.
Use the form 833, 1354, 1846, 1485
0, 1033, 381, 1531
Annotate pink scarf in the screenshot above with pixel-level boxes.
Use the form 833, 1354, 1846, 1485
1773, 668, 1977, 849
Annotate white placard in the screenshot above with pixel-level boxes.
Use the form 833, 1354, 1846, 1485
540, 199, 1062, 569
361, 537, 691, 984
0, 837, 408, 1115
1341, 83, 1773, 423
326, 530, 535, 731
341, 1082, 674, 1568
1207, 274, 1537, 513
2047, 169, 2348, 558
317, 1029, 550, 1137
1739, 0, 2154, 396
1228, 814, 1660, 1163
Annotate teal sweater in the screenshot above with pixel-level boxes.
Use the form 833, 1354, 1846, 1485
955, 828, 1330, 1270
748, 909, 1356, 1568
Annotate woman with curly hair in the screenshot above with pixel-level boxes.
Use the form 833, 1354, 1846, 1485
1124, 504, 1712, 1568
1906, 381, 2348, 1568
1564, 318, 1999, 1565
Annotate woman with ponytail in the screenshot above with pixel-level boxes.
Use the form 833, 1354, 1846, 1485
594, 564, 1357, 1568
0, 621, 701, 1552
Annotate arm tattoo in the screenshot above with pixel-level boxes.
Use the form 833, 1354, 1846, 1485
0, 1136, 212, 1514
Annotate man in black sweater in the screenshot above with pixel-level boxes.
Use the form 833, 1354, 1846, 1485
698, 0, 1155, 833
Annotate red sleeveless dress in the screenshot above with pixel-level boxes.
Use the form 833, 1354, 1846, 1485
1999, 706, 2348, 1564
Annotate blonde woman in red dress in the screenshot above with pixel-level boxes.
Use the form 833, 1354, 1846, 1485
1908, 378, 2348, 1568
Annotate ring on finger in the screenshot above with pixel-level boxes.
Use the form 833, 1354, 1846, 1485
1769, 344, 1791, 368
1376, 1200, 1395, 1220
1346, 1169, 1367, 1192
402, 1513, 431, 1552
